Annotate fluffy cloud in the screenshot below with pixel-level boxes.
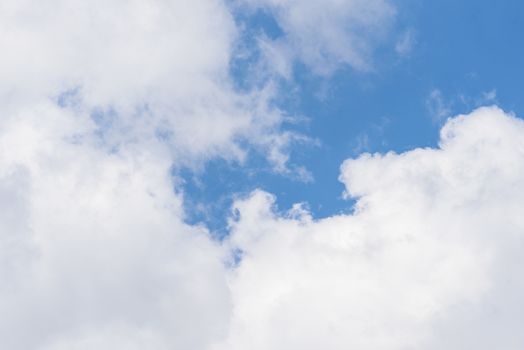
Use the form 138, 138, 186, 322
221, 107, 524, 349
2, 0, 524, 349
0, 0, 290, 166
240, 0, 396, 75
0, 101, 232, 349
0, 1, 242, 348
0, 0, 327, 346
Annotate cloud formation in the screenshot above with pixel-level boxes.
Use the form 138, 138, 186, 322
0, 0, 291, 167
1, 0, 524, 349
0, 1, 253, 348
242, 0, 396, 75
0, 101, 233, 349
222, 107, 524, 349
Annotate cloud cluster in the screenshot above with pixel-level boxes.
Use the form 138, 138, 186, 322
0, 0, 290, 166
0, 1, 255, 348
0, 101, 233, 349
222, 107, 524, 349
1, 0, 524, 349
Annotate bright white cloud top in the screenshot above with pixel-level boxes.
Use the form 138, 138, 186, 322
222, 107, 524, 350
1, 0, 523, 349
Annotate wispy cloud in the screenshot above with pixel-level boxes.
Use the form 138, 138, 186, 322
395, 28, 416, 56
238, 0, 397, 76
426, 89, 452, 122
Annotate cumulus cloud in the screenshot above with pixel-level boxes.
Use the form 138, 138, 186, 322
0, 101, 234, 349
0, 0, 255, 348
0, 0, 293, 167
221, 106, 524, 349
240, 0, 396, 75
2, 0, 524, 349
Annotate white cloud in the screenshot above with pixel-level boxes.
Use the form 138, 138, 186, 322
2, 0, 523, 349
0, 1, 249, 348
220, 107, 524, 349
426, 89, 452, 122
0, 102, 233, 349
239, 0, 396, 75
0, 0, 294, 168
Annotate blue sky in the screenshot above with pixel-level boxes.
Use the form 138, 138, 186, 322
3, 1, 524, 348
182, 0, 524, 235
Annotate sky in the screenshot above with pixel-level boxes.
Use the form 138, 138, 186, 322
1, 0, 524, 349
183, 0, 524, 234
